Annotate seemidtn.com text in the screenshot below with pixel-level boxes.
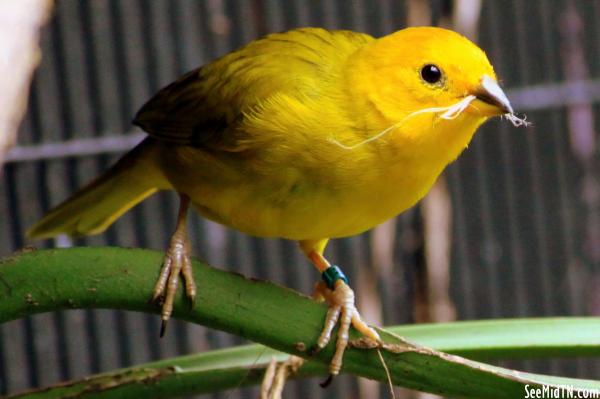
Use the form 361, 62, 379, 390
525, 384, 600, 399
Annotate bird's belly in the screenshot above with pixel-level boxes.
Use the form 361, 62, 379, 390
191, 193, 377, 240
161, 146, 442, 240
184, 168, 438, 240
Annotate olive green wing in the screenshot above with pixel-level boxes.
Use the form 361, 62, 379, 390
132, 28, 372, 150
133, 67, 230, 147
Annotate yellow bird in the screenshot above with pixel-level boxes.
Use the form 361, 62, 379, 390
28, 27, 518, 378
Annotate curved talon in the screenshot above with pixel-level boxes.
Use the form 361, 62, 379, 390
319, 374, 334, 388
152, 254, 173, 303
188, 295, 196, 311
147, 294, 161, 305
181, 253, 197, 309
160, 319, 168, 338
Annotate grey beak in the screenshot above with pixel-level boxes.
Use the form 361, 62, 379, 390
475, 75, 514, 114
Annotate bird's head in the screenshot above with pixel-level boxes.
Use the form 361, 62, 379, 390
353, 26, 512, 118
345, 27, 524, 160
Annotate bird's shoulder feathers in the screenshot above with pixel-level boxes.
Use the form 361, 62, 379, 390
133, 28, 373, 150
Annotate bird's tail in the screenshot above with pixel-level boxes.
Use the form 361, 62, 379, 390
27, 138, 168, 239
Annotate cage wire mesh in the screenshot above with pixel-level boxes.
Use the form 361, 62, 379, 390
1, 0, 600, 398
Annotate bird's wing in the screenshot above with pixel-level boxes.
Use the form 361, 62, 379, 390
132, 28, 372, 150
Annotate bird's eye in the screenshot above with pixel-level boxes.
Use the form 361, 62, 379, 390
420, 64, 443, 85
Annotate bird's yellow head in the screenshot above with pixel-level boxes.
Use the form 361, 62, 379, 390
346, 26, 520, 162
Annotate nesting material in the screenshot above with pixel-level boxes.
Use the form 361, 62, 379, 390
330, 95, 530, 150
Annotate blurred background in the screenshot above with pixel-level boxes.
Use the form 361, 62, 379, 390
1, 0, 600, 398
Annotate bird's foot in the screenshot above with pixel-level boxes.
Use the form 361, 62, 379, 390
311, 272, 381, 381
151, 229, 196, 337
260, 355, 305, 399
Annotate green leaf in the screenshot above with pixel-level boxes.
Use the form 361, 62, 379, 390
1, 248, 599, 398
399, 318, 600, 360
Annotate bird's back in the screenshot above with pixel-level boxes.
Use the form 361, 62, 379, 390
133, 28, 373, 150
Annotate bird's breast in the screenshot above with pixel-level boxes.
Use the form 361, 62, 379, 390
161, 143, 445, 240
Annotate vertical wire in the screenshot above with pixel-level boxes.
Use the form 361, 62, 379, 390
5, 165, 40, 389
29, 64, 73, 382
513, 0, 554, 318
49, 3, 95, 382
318, 0, 340, 29
558, 1, 590, 314
486, 5, 541, 375
288, 0, 310, 27
556, 0, 595, 377
108, 0, 135, 128
594, 1, 600, 76
370, 0, 394, 36
0, 324, 4, 395
587, 0, 600, 378
514, 0, 560, 376
334, 0, 355, 30
465, 4, 503, 319
537, 0, 566, 274
262, 0, 285, 31
305, 0, 325, 27
62, 0, 104, 376
401, 210, 421, 325
447, 165, 476, 319
486, 0, 529, 318
75, 0, 110, 375
34, 4, 79, 386
106, 0, 138, 368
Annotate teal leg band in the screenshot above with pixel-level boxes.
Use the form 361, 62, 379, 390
322, 265, 348, 289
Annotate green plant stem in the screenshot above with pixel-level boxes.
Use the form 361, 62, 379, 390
1, 248, 600, 399
10, 318, 600, 399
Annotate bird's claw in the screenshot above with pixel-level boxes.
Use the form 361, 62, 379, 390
151, 232, 196, 337
319, 374, 334, 388
159, 319, 168, 338
260, 356, 304, 399
313, 280, 381, 376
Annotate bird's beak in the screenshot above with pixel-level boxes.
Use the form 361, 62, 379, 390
472, 75, 513, 115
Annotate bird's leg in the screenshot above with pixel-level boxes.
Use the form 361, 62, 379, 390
302, 240, 381, 382
259, 239, 380, 395
151, 194, 197, 336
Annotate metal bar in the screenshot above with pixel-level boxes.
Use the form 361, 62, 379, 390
5, 77, 600, 164
3, 132, 144, 163
509, 79, 600, 111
